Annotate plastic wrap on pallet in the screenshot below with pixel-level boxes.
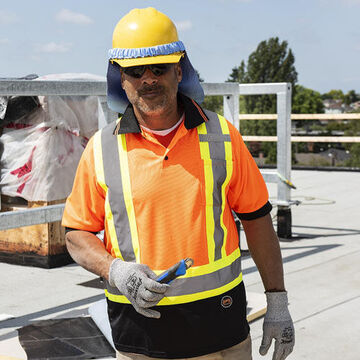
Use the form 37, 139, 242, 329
1, 96, 40, 124
0, 96, 8, 120
0, 73, 106, 202
1, 74, 40, 122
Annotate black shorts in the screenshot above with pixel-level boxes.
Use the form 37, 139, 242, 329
107, 282, 250, 358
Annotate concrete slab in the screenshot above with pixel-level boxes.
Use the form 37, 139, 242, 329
245, 170, 360, 359
246, 292, 267, 323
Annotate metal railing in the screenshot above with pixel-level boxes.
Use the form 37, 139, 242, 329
0, 80, 293, 234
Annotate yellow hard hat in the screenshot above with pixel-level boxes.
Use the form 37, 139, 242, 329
109, 7, 184, 67
107, 7, 204, 113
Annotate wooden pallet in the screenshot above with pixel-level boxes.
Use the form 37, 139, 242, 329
0, 196, 71, 268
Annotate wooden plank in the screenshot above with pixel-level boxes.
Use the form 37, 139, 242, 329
290, 113, 360, 120
239, 114, 277, 120
242, 136, 360, 143
239, 114, 360, 120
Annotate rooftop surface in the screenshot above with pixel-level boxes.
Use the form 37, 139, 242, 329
1, 169, 359, 359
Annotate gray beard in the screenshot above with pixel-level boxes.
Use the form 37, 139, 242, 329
135, 95, 168, 113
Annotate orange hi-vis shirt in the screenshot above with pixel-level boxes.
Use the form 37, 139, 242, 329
62, 94, 271, 273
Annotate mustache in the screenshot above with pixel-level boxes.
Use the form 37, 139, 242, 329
138, 84, 164, 96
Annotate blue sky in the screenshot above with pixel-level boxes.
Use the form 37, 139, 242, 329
0, 0, 359, 94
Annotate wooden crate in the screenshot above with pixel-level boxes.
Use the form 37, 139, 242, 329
0, 196, 72, 268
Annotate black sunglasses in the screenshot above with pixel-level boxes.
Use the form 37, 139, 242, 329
121, 64, 173, 78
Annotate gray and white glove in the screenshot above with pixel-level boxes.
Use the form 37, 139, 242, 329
109, 258, 168, 319
260, 291, 295, 360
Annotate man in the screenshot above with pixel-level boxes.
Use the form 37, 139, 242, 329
62, 7, 295, 360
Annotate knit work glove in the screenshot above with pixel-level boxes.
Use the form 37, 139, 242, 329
260, 291, 295, 360
108, 258, 168, 319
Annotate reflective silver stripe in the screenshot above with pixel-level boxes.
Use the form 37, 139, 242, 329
200, 111, 230, 260
101, 124, 136, 262
105, 255, 241, 297
198, 134, 231, 142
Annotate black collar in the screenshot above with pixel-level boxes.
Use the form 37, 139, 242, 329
114, 93, 208, 135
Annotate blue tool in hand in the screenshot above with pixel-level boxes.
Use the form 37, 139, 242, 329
156, 258, 194, 284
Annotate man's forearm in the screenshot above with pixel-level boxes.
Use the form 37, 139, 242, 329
65, 230, 114, 280
241, 214, 285, 291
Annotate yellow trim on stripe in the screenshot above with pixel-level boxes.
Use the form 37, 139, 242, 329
93, 131, 122, 259
105, 290, 130, 304
218, 115, 230, 136
197, 123, 215, 263
105, 193, 123, 259
163, 247, 240, 278
197, 122, 207, 135
93, 131, 106, 192
218, 116, 234, 257
118, 134, 141, 263
105, 273, 243, 305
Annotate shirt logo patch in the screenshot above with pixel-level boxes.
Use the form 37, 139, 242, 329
221, 295, 233, 308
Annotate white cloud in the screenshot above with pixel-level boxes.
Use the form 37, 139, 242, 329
35, 42, 72, 53
56, 9, 93, 24
342, 0, 360, 4
0, 38, 9, 44
0, 10, 19, 24
175, 20, 192, 31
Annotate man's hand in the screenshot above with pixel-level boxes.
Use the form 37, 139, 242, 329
109, 258, 168, 319
259, 291, 295, 360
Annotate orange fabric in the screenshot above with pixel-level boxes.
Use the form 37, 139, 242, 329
62, 118, 269, 269
62, 136, 105, 232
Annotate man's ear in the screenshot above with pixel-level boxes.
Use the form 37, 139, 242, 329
175, 63, 182, 83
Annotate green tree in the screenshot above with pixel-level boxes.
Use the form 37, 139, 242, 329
292, 85, 324, 132
344, 90, 360, 105
292, 85, 324, 114
228, 37, 298, 163
321, 89, 345, 101
202, 96, 223, 114
345, 144, 360, 167
227, 61, 246, 83
243, 37, 297, 114
344, 110, 360, 167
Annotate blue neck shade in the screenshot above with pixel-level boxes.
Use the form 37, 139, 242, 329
107, 51, 204, 114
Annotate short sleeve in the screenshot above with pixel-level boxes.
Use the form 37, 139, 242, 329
61, 136, 106, 232
227, 123, 272, 220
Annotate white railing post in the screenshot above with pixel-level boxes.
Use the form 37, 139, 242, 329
200, 82, 239, 127
276, 84, 292, 238
223, 93, 240, 130
239, 83, 293, 238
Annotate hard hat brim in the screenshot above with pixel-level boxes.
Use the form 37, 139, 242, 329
112, 52, 183, 67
